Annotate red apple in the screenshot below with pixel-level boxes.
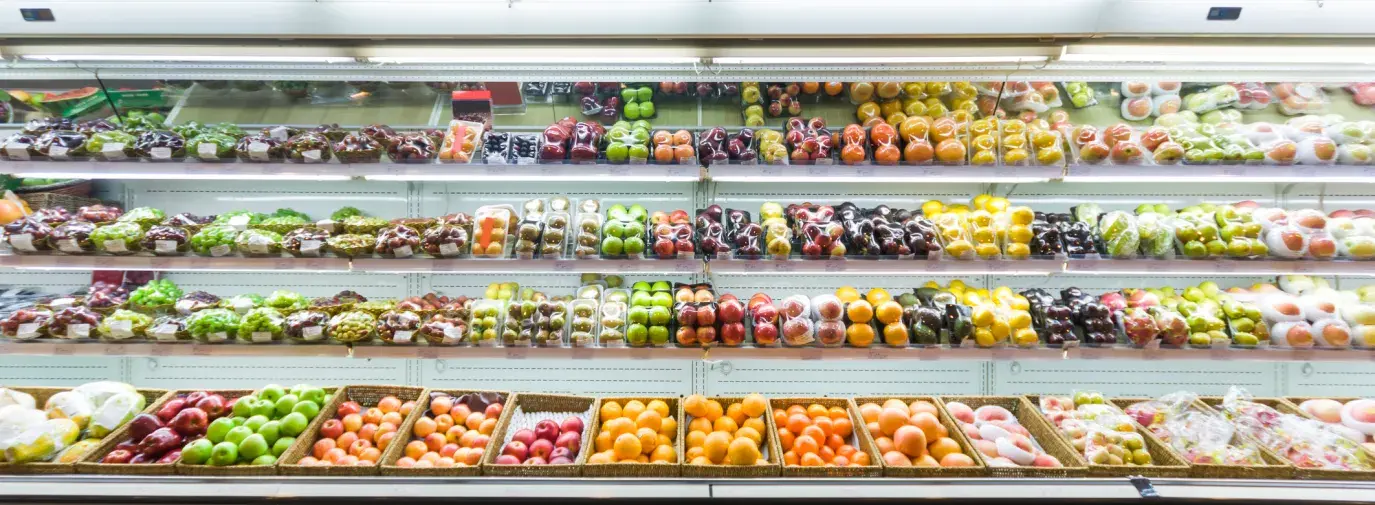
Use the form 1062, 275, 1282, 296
550, 447, 572, 461
528, 439, 554, 460
654, 238, 676, 258
502, 441, 528, 461
696, 326, 718, 344
128, 413, 163, 442
719, 299, 745, 324
676, 326, 697, 346
495, 454, 521, 465
696, 306, 717, 326
721, 323, 746, 345
534, 420, 560, 443
560, 416, 584, 435
676, 305, 697, 326
754, 323, 779, 343
511, 429, 536, 448
168, 408, 208, 437
102, 449, 134, 464
156, 398, 187, 423
194, 395, 227, 420
555, 431, 581, 453
184, 392, 207, 408
524, 456, 548, 465
320, 419, 345, 440
754, 304, 778, 323
337, 401, 363, 418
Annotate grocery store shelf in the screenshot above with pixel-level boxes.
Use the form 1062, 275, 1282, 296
707, 258, 1061, 275
3, 161, 700, 183
2, 341, 1369, 363
2, 476, 1374, 502
1065, 258, 1375, 277
350, 257, 702, 274
0, 253, 351, 272
708, 164, 1062, 183
1063, 164, 1375, 183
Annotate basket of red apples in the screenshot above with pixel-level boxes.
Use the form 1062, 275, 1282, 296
76, 389, 243, 476
482, 393, 595, 477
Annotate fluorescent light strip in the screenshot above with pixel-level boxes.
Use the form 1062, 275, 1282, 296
712, 56, 1049, 65
21, 54, 354, 64
1060, 44, 1375, 66
722, 269, 1053, 276
710, 176, 1052, 184
367, 56, 701, 65
1064, 176, 1375, 184
12, 172, 351, 181
1070, 269, 1375, 277
364, 174, 698, 183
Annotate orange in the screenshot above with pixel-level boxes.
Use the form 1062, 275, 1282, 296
686, 447, 704, 461
928, 437, 962, 462
904, 139, 934, 163
837, 445, 857, 460
688, 417, 712, 434
883, 322, 909, 346
684, 395, 708, 418
773, 409, 789, 428
826, 434, 845, 451
846, 301, 874, 323
841, 144, 865, 164
726, 403, 746, 425
659, 416, 678, 436
800, 452, 824, 466
871, 123, 897, 145
883, 451, 912, 467
784, 450, 800, 466
704, 432, 731, 463
858, 403, 881, 423
914, 454, 940, 467
910, 401, 939, 417
735, 427, 762, 446
623, 400, 646, 421
846, 324, 876, 347
878, 408, 908, 436
704, 400, 724, 422
867, 422, 882, 439
613, 433, 642, 461
940, 453, 975, 467
651, 444, 676, 462
637, 428, 659, 452
824, 82, 844, 96
883, 399, 910, 414
819, 446, 835, 463
786, 405, 806, 417
812, 417, 834, 439
794, 435, 820, 455
893, 425, 928, 458
935, 138, 967, 163
478, 418, 496, 435
588, 451, 613, 464
833, 455, 851, 467
874, 301, 903, 325
742, 417, 765, 434
601, 401, 623, 421
606, 417, 636, 439
647, 400, 671, 418
713, 416, 739, 434
833, 417, 853, 438
596, 431, 614, 452
777, 428, 795, 451
690, 455, 711, 465
636, 410, 663, 433
910, 412, 943, 442
806, 404, 828, 419
852, 452, 872, 466
786, 414, 811, 434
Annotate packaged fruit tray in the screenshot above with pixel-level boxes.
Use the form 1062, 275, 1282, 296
378, 390, 511, 477
480, 393, 595, 478
174, 387, 337, 477
852, 396, 986, 478
4, 386, 168, 475
769, 397, 881, 478
1024, 395, 1189, 478
680, 395, 780, 478
1109, 397, 1293, 480
1201, 396, 1375, 481
938, 396, 1087, 478
582, 397, 683, 477
277, 385, 427, 476
74, 388, 218, 476
1283, 396, 1375, 472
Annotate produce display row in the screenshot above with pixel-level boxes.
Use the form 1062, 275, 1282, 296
2, 272, 1370, 351
6, 194, 1375, 263
2, 381, 1371, 480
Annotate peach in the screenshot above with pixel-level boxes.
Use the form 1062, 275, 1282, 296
973, 405, 1013, 423
909, 401, 939, 417
878, 408, 909, 437
945, 402, 975, 424
940, 453, 976, 467
973, 439, 998, 458
893, 425, 928, 458
913, 454, 939, 467
875, 436, 895, 455
1301, 399, 1344, 423
883, 451, 913, 467
910, 412, 943, 442
962, 423, 981, 440
1032, 453, 1063, 467
858, 403, 881, 423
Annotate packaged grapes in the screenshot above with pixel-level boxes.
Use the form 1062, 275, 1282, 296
1, 308, 52, 340
387, 132, 437, 162
49, 306, 102, 340
234, 307, 283, 343
234, 229, 283, 257
326, 310, 375, 343
34, 131, 88, 160
374, 224, 421, 258
376, 310, 421, 345
46, 220, 93, 254
91, 222, 143, 255
281, 227, 328, 257
147, 315, 189, 342
133, 130, 186, 161
280, 310, 327, 343
86, 131, 137, 161
5, 217, 53, 254
189, 225, 238, 257
234, 135, 285, 162
175, 291, 221, 315
331, 133, 383, 163
283, 132, 332, 163
139, 226, 189, 256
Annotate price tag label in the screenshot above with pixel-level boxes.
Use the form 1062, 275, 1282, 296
5, 146, 30, 160
866, 348, 890, 360
855, 166, 875, 177
392, 245, 413, 258
629, 348, 652, 360
675, 260, 697, 272
103, 344, 127, 356
192, 345, 213, 356
94, 256, 116, 268
56, 239, 82, 253
1292, 349, 1316, 361
418, 348, 439, 359
207, 332, 228, 343
618, 262, 641, 273
8, 233, 35, 252
16, 323, 39, 339
991, 348, 1014, 360
110, 320, 135, 339
154, 240, 178, 254
46, 145, 68, 159
772, 261, 796, 272
609, 166, 631, 176
152, 344, 173, 356
1214, 261, 1236, 273
252, 332, 273, 343
924, 167, 946, 177
760, 165, 782, 177
1142, 347, 1166, 361
824, 261, 845, 272
485, 165, 509, 176
210, 244, 232, 257
665, 165, 690, 178
50, 298, 76, 310
571, 347, 594, 360
1081, 346, 1104, 360
102, 240, 127, 253
505, 347, 528, 359
152, 324, 180, 341
102, 143, 126, 160
437, 242, 459, 257
53, 343, 74, 355
150, 147, 172, 160
302, 326, 324, 341
68, 323, 91, 339
806, 166, 829, 176
744, 261, 763, 273
553, 260, 574, 272
926, 260, 946, 272
198, 143, 218, 159
393, 331, 414, 344
799, 348, 823, 360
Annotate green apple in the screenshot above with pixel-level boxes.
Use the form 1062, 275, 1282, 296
628, 204, 648, 221
231, 395, 256, 417
207, 417, 235, 444
632, 120, 651, 131
648, 325, 669, 345
607, 142, 629, 162
181, 439, 214, 465
620, 88, 637, 103
650, 291, 672, 307
601, 236, 624, 255
274, 394, 299, 417
1153, 204, 1170, 214
604, 220, 626, 239
209, 441, 239, 466
623, 221, 644, 239
250, 399, 275, 419
292, 400, 320, 421
623, 104, 641, 120
623, 236, 645, 255
251, 455, 277, 466
608, 204, 628, 220
631, 281, 650, 291
630, 291, 652, 307
650, 281, 670, 291
258, 385, 285, 403
613, 120, 630, 130
238, 433, 269, 461
636, 87, 653, 102
628, 306, 649, 324
244, 415, 269, 433
1134, 204, 1156, 215
231, 416, 246, 427
648, 306, 671, 325
299, 387, 325, 406
627, 323, 648, 345
257, 421, 281, 446
638, 102, 655, 117
225, 426, 254, 446
279, 412, 309, 437
272, 436, 295, 457
628, 144, 650, 161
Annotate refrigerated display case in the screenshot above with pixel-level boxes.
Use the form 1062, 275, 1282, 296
7, 1, 1375, 501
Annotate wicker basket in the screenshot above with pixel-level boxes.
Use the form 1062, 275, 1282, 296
481, 393, 596, 477
276, 385, 427, 476
75, 389, 211, 476
767, 397, 881, 478
1202, 396, 1374, 481
678, 396, 781, 478
937, 396, 1087, 478
0, 386, 167, 475
1021, 395, 1188, 478
1110, 397, 1293, 479
175, 387, 338, 477
17, 187, 100, 212
852, 396, 988, 478
582, 397, 683, 478
377, 390, 512, 477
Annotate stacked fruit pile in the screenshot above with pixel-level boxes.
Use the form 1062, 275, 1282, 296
683, 394, 769, 466
181, 384, 325, 467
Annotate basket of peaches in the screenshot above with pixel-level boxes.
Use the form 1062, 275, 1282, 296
278, 386, 427, 475
378, 390, 509, 476
854, 397, 986, 477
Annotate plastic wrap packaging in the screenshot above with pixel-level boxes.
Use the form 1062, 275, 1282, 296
185, 308, 238, 343
779, 294, 815, 347
325, 310, 375, 343
932, 213, 975, 260
1171, 211, 1224, 259
145, 315, 186, 342
537, 117, 575, 163
281, 310, 327, 342
1, 308, 52, 340
188, 225, 238, 257
234, 135, 285, 162
416, 312, 466, 346
161, 213, 213, 235
1273, 83, 1329, 116
966, 210, 1003, 260
1182, 84, 1241, 113
117, 207, 166, 231
0, 133, 39, 160
232, 229, 282, 257
77, 205, 122, 225
87, 222, 141, 255
278, 227, 326, 258
331, 133, 383, 163
420, 224, 469, 258
34, 131, 88, 160
1219, 387, 1369, 470
374, 310, 421, 345
468, 299, 504, 346
1121, 393, 1264, 466
781, 119, 835, 165
1230, 82, 1273, 110
4, 218, 53, 254
472, 205, 515, 259
235, 307, 284, 343
30, 207, 71, 227
281, 132, 332, 163
136, 225, 188, 256
438, 120, 484, 163
371, 224, 419, 258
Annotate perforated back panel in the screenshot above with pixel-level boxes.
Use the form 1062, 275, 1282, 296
709, 181, 978, 211
162, 271, 407, 299
416, 358, 694, 396
125, 180, 409, 220
990, 274, 1277, 292
990, 359, 1277, 398
703, 359, 985, 397
0, 355, 125, 386
707, 273, 985, 300
1008, 182, 1281, 212
128, 357, 408, 389
425, 273, 695, 298
2, 272, 91, 294
1285, 361, 1375, 398
418, 181, 696, 219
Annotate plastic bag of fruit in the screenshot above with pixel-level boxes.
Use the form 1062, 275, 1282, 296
778, 294, 815, 347
147, 315, 189, 342
280, 310, 327, 342
4, 218, 51, 254
1, 308, 52, 340
326, 310, 375, 343
375, 310, 421, 345
416, 312, 465, 346
186, 308, 239, 343
1219, 386, 1369, 470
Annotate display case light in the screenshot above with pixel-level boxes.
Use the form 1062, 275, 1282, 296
366, 56, 702, 65
1059, 43, 1375, 65
20, 54, 355, 64
711, 56, 1050, 65
9, 171, 351, 182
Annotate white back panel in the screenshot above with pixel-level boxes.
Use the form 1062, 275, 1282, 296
1, 272, 92, 294
425, 273, 696, 298
1284, 361, 1375, 398
129, 357, 408, 389
418, 181, 695, 219
704, 359, 985, 397
1008, 182, 1280, 213
0, 356, 125, 386
707, 273, 984, 300
990, 359, 1277, 398
991, 274, 1277, 292
417, 358, 693, 396
161, 271, 406, 299
710, 181, 978, 211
